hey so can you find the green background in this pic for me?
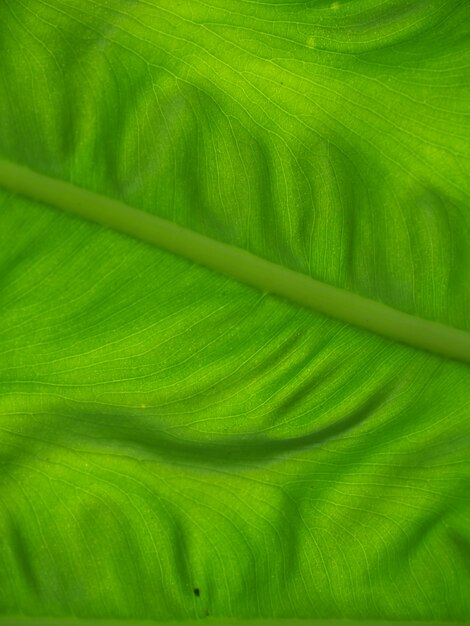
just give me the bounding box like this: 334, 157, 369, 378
0, 0, 469, 621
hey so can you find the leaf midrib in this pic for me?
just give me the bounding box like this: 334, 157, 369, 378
1, 157, 469, 364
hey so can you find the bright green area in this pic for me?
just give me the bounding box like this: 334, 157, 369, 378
2, 158, 470, 363
0, 0, 469, 623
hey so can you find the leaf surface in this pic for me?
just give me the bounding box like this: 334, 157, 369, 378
0, 0, 469, 622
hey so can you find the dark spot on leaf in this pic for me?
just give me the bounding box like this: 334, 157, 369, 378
193, 587, 200, 597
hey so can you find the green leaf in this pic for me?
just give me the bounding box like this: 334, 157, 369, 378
0, 0, 469, 622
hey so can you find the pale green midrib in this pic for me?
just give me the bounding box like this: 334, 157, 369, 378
1, 158, 469, 365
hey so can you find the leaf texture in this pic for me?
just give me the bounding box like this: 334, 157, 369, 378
0, 0, 469, 622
